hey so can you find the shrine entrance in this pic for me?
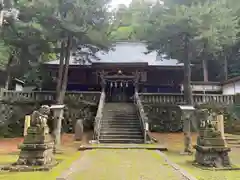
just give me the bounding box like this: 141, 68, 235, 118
98, 70, 140, 103
106, 80, 135, 102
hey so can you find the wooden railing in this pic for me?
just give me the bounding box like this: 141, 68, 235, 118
94, 90, 106, 142
134, 91, 149, 143
139, 93, 235, 105
0, 89, 100, 103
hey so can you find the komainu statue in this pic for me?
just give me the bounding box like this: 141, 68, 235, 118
30, 105, 51, 132
15, 105, 56, 167
194, 109, 231, 168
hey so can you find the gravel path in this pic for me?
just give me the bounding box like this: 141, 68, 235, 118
58, 149, 192, 180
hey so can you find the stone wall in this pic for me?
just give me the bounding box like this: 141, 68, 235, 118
196, 103, 240, 134
143, 104, 183, 132
0, 101, 39, 137
0, 92, 100, 137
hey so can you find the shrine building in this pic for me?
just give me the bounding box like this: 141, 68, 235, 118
43, 41, 222, 102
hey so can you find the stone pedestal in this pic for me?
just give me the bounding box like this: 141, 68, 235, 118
194, 145, 231, 167
3, 105, 58, 171
16, 126, 55, 166
194, 111, 231, 168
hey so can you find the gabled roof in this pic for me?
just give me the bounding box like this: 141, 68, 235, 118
45, 41, 183, 67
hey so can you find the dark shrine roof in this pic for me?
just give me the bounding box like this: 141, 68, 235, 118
45, 42, 183, 67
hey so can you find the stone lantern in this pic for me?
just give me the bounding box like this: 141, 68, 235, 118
50, 104, 65, 147
179, 105, 195, 154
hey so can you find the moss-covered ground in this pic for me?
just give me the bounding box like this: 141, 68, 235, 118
151, 132, 240, 180
0, 134, 81, 180
0, 152, 80, 180
69, 149, 185, 180
1, 133, 240, 180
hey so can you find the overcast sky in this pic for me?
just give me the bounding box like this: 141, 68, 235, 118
109, 0, 163, 10
109, 0, 132, 9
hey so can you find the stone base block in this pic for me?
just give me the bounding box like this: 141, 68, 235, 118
197, 137, 227, 147
192, 161, 240, 171
194, 146, 231, 168
23, 134, 53, 145
16, 148, 55, 166
1, 160, 59, 172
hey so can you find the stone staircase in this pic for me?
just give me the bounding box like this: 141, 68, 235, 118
99, 103, 144, 144
225, 134, 240, 148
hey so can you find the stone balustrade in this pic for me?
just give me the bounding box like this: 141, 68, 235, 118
94, 91, 106, 140
139, 93, 235, 105
0, 89, 100, 103
0, 89, 235, 105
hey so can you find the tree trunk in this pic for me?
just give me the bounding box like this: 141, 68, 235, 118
54, 36, 72, 146
58, 36, 71, 104
202, 59, 208, 82
202, 42, 208, 82
5, 54, 14, 90
56, 41, 65, 103
223, 54, 228, 81
183, 33, 193, 105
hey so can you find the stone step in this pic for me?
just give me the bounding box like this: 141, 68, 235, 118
105, 106, 136, 109
100, 134, 143, 139
225, 137, 240, 141
101, 124, 141, 128
227, 141, 240, 145
103, 114, 138, 118
101, 119, 140, 124
102, 117, 139, 121
228, 144, 240, 148
99, 102, 143, 144
99, 138, 144, 144
104, 114, 138, 116
100, 127, 142, 131
105, 110, 136, 112
105, 109, 136, 112
100, 130, 143, 135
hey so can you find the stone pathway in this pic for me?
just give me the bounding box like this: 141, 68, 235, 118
58, 149, 194, 180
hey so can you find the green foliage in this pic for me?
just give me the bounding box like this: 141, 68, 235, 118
0, 0, 112, 87
0, 41, 10, 70
109, 0, 153, 41
143, 0, 239, 62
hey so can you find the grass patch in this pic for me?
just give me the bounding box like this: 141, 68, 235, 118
0, 151, 80, 180
152, 133, 240, 180
165, 151, 240, 180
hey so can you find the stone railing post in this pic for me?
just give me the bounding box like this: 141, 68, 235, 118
0, 88, 3, 100
234, 93, 240, 105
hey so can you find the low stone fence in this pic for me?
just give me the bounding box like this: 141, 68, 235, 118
139, 93, 235, 105
0, 89, 100, 104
